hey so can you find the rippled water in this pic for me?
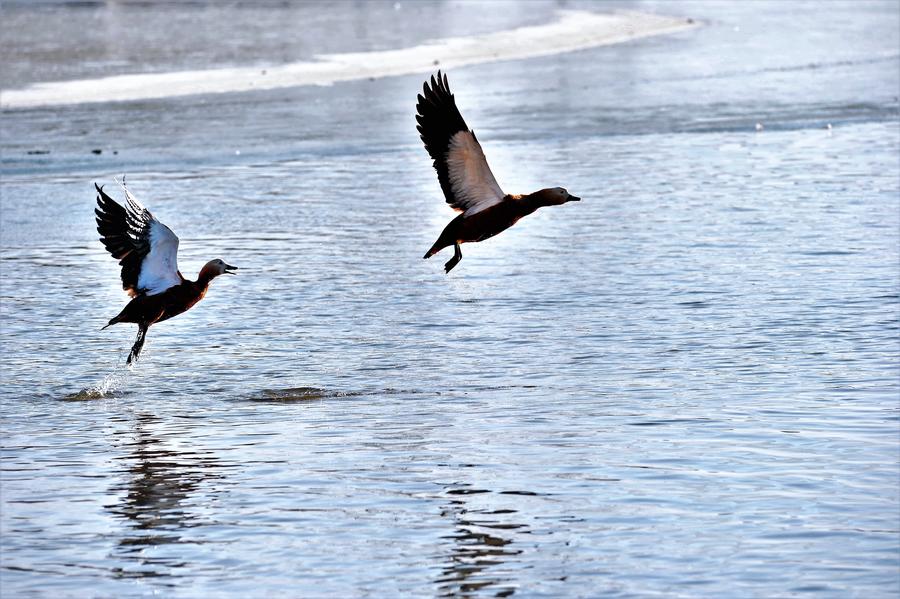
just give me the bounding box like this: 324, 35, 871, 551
2, 1, 898, 597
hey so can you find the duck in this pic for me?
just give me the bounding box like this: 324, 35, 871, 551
95, 179, 237, 364
416, 71, 581, 273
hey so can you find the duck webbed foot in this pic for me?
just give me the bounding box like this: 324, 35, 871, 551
444, 243, 462, 274
127, 324, 148, 365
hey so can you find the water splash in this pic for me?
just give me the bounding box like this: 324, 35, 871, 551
63, 368, 129, 401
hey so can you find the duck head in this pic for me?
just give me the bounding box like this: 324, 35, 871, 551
199, 259, 238, 282
533, 187, 581, 206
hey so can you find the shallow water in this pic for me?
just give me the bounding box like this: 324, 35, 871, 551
2, 1, 899, 597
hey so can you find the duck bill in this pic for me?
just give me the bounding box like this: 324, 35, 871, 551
567, 195, 581, 202
224, 264, 238, 275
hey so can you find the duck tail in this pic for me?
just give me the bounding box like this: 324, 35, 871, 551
423, 238, 448, 259
424, 219, 461, 259
126, 324, 149, 365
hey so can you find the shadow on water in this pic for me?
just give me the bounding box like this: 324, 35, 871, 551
243, 384, 543, 404
435, 484, 530, 598
242, 386, 432, 403
104, 413, 231, 580
245, 386, 364, 403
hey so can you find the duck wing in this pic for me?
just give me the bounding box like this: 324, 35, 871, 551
416, 71, 505, 216
95, 181, 182, 297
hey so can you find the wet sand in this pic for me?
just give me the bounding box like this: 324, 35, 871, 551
2, 9, 696, 108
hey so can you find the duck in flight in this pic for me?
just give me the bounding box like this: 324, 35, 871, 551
95, 179, 237, 364
417, 71, 581, 273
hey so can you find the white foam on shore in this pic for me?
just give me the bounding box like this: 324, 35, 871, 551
1, 10, 696, 109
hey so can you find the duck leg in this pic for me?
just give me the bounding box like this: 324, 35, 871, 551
444, 242, 462, 273
127, 324, 149, 365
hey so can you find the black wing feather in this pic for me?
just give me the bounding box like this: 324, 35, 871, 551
94, 183, 151, 297
415, 71, 471, 207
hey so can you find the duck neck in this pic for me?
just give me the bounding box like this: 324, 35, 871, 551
196, 268, 216, 288
517, 192, 545, 215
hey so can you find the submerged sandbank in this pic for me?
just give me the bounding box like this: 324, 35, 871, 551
1, 10, 696, 109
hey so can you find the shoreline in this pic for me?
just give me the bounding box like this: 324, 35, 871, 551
0, 10, 696, 109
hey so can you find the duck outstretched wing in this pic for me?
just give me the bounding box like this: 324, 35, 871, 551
95, 181, 182, 297
416, 71, 505, 216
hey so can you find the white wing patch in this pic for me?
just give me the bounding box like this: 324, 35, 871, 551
137, 220, 182, 295
118, 180, 182, 296
446, 131, 505, 215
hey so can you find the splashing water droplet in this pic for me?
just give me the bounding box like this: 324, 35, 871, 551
64, 369, 129, 401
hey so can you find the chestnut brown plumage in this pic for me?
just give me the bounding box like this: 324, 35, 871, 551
95, 182, 236, 364
416, 71, 581, 273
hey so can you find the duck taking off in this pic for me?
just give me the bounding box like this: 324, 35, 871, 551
416, 71, 581, 273
95, 179, 237, 364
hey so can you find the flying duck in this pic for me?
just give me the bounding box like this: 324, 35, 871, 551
417, 71, 581, 273
95, 180, 237, 364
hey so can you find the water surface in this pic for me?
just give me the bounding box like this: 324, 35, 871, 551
1, 1, 898, 597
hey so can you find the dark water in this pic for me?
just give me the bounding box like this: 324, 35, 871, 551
2, 1, 898, 597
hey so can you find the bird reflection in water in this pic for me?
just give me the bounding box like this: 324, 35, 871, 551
105, 413, 229, 579
436, 486, 530, 597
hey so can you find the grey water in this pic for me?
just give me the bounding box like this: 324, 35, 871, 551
1, 1, 898, 597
